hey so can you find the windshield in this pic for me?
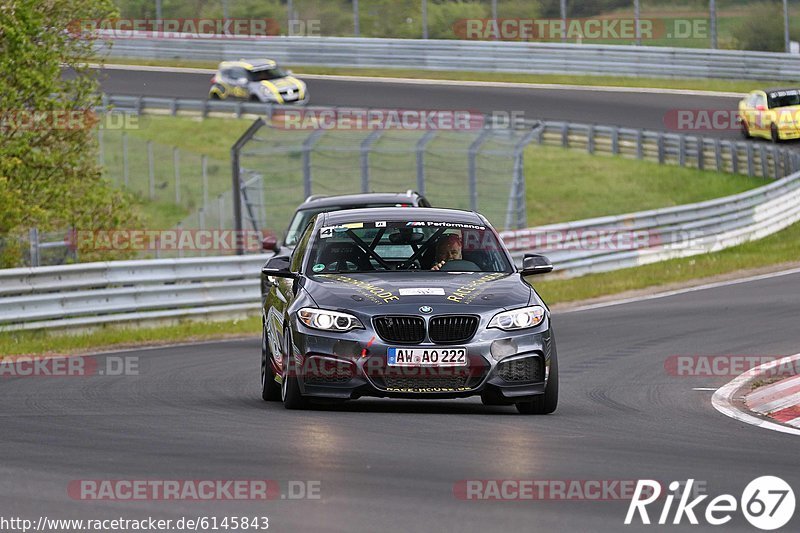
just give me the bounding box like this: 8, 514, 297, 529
284, 203, 414, 246
249, 68, 288, 81
768, 89, 800, 109
306, 221, 512, 274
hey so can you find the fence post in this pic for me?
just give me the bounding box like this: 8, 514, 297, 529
697, 137, 704, 170
611, 127, 619, 155
730, 143, 739, 175
231, 119, 265, 253
468, 128, 492, 212
360, 130, 383, 193
28, 228, 40, 268
678, 135, 686, 167
561, 123, 569, 147
714, 139, 722, 172
760, 145, 769, 177
746, 143, 754, 177
147, 141, 155, 199
173, 147, 181, 204
416, 130, 437, 195
657, 134, 665, 164
218, 195, 225, 230
636, 130, 644, 159
302, 129, 325, 198
122, 132, 129, 187
587, 125, 595, 154
202, 155, 208, 212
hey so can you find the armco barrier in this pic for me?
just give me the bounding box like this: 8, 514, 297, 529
97, 35, 800, 81
2, 170, 800, 330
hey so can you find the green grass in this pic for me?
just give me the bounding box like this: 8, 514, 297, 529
522, 144, 762, 225
106, 58, 766, 94
0, 317, 260, 358
531, 219, 800, 304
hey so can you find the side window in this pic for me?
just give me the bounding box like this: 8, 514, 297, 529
756, 94, 767, 109
747, 93, 759, 108
290, 223, 314, 272
229, 67, 249, 82
220, 69, 233, 81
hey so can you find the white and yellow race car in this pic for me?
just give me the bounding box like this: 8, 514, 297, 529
209, 59, 308, 105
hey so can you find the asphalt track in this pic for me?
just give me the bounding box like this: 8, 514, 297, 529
95, 68, 747, 139
2, 271, 799, 532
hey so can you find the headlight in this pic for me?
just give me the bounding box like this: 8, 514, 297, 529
298, 308, 363, 332
488, 305, 546, 331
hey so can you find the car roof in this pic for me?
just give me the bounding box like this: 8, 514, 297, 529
321, 207, 484, 226
219, 59, 277, 71
764, 87, 800, 94
300, 192, 422, 209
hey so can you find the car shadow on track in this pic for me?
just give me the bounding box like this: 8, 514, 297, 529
252, 397, 524, 415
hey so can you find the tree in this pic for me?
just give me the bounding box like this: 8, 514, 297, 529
0, 0, 138, 266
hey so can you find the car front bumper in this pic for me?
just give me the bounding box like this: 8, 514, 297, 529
285, 321, 555, 401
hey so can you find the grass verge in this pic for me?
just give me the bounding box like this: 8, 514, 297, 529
106, 58, 765, 94
2, 218, 799, 357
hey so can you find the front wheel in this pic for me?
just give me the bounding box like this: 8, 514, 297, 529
515, 355, 558, 415
771, 124, 781, 143
282, 329, 309, 410
740, 120, 750, 139
261, 324, 281, 401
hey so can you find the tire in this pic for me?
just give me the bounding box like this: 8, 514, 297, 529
281, 328, 309, 410
210, 92, 221, 100
261, 322, 281, 401
771, 124, 781, 143
515, 355, 558, 415
740, 120, 750, 139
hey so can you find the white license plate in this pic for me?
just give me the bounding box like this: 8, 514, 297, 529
387, 347, 466, 367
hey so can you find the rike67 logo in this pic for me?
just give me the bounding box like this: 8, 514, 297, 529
626, 477, 795, 530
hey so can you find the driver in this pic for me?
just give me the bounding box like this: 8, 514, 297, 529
431, 233, 462, 271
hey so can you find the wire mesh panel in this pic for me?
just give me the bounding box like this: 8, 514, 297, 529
234, 120, 536, 240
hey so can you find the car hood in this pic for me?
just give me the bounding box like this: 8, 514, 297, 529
305, 272, 532, 313
256, 77, 304, 90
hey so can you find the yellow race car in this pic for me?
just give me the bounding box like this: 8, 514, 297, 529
739, 88, 800, 142
209, 59, 308, 105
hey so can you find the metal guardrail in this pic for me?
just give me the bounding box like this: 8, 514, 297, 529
3, 169, 800, 330
98, 35, 800, 81
0, 255, 268, 330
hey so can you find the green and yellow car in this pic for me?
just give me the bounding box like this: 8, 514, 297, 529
209, 59, 308, 105
739, 88, 800, 142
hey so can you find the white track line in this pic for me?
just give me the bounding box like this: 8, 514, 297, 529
557, 266, 800, 315
95, 63, 744, 98
712, 353, 800, 436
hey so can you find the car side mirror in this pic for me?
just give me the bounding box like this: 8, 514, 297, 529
262, 235, 281, 252
261, 256, 297, 278
520, 254, 553, 276
286, 70, 294, 75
